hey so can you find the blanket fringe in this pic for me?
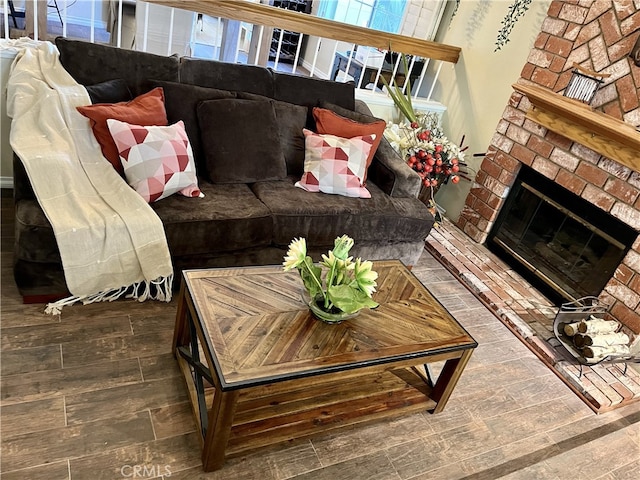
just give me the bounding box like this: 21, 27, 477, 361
44, 274, 174, 315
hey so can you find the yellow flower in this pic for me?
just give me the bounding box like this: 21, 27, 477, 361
282, 237, 306, 271
321, 250, 335, 269
321, 250, 353, 271
354, 258, 378, 297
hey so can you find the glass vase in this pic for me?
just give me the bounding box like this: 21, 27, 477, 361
308, 296, 360, 324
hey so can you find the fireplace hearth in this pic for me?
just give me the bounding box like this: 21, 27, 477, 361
487, 166, 638, 305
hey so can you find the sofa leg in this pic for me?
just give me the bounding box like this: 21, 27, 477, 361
22, 293, 68, 305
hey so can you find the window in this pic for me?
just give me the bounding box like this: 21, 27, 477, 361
318, 0, 408, 34
369, 0, 408, 33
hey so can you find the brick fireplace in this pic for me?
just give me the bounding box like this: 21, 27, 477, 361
458, 0, 640, 333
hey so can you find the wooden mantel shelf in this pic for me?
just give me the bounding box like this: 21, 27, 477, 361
512, 83, 640, 172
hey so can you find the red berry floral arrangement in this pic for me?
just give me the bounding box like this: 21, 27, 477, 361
379, 55, 472, 198
385, 112, 471, 194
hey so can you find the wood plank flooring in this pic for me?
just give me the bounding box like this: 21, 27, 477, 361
1, 189, 639, 479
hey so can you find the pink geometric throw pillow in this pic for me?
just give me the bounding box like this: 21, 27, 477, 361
106, 119, 202, 203
295, 129, 374, 198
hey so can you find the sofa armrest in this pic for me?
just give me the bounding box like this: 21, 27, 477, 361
13, 153, 36, 203
354, 100, 421, 198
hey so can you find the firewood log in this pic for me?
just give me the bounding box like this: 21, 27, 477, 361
579, 332, 630, 347
573, 333, 587, 348
582, 344, 630, 359
563, 322, 582, 336
578, 316, 619, 335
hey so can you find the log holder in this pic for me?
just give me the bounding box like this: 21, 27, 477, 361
553, 296, 639, 377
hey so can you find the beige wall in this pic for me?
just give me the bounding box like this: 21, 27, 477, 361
432, 0, 551, 221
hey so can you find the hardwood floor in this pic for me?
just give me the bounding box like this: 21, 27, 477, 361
1, 189, 639, 479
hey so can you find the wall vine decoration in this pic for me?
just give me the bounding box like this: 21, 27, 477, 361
495, 0, 533, 51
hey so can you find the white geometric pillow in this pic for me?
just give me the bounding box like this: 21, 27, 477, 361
295, 128, 374, 198
106, 119, 203, 203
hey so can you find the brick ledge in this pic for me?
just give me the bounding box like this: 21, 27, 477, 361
424, 219, 640, 414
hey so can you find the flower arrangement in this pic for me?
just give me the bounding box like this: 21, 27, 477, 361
283, 235, 378, 317
380, 56, 472, 196
384, 113, 470, 191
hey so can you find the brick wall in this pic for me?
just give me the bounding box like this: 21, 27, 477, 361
457, 0, 640, 333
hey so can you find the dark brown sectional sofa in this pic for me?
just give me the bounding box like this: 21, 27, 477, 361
12, 37, 434, 302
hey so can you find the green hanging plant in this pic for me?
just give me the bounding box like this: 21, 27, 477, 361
495, 0, 533, 52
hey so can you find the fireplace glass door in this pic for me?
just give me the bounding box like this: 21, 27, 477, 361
488, 166, 636, 303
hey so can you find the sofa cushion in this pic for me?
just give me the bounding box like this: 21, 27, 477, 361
272, 71, 355, 111
151, 181, 273, 257
296, 129, 374, 198
146, 80, 238, 180
197, 98, 287, 184
179, 56, 274, 97
14, 181, 272, 263
56, 37, 180, 97
86, 79, 133, 104
313, 104, 386, 183
107, 119, 202, 202
252, 177, 433, 246
271, 100, 308, 177
77, 87, 168, 174
237, 92, 308, 177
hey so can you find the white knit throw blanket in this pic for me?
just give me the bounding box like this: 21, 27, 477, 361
6, 39, 174, 314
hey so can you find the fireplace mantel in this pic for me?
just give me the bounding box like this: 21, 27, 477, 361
512, 83, 640, 172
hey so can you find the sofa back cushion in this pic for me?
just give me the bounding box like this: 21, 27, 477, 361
147, 80, 238, 181
272, 71, 355, 112
85, 79, 133, 104
197, 98, 287, 184
271, 100, 309, 177
55, 37, 179, 97
179, 57, 274, 97
236, 93, 308, 177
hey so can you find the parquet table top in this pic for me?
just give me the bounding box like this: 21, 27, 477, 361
183, 260, 476, 388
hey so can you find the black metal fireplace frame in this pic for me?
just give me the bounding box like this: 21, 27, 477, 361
487, 165, 638, 305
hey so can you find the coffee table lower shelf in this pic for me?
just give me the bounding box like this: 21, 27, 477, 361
177, 356, 437, 465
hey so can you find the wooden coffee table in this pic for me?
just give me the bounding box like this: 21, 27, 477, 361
173, 260, 476, 471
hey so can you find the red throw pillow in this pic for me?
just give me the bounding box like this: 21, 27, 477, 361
312, 106, 386, 183
77, 87, 168, 174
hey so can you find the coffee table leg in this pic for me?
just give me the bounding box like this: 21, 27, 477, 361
202, 388, 240, 471
428, 349, 473, 414
172, 281, 189, 353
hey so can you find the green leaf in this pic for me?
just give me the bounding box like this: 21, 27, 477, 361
327, 285, 378, 314
379, 56, 416, 124
299, 257, 323, 299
